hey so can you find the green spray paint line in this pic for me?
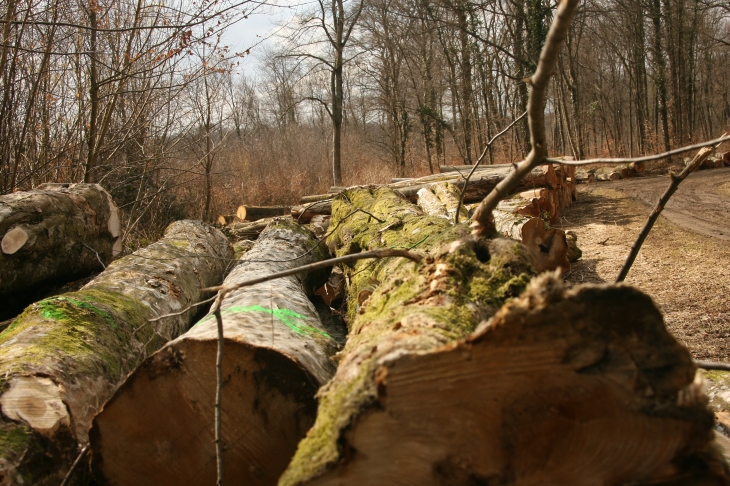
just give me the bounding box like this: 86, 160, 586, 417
199, 305, 332, 340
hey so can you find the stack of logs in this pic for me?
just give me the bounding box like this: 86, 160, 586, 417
575, 150, 730, 184
1, 175, 729, 485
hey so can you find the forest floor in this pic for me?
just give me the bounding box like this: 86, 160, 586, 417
558, 167, 730, 363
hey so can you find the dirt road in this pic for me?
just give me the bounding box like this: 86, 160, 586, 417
612, 167, 730, 241
558, 169, 730, 361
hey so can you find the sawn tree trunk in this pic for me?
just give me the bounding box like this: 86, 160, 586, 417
0, 183, 121, 319
279, 189, 727, 485
90, 219, 345, 486
0, 220, 231, 485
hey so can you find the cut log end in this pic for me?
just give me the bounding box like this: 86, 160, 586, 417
521, 218, 570, 273
1, 227, 28, 254
91, 340, 318, 486
287, 275, 727, 486
0, 377, 70, 436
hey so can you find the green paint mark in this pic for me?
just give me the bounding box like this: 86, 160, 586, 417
200, 305, 332, 340
38, 296, 116, 328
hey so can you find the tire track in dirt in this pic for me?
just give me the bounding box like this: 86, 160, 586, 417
610, 167, 730, 241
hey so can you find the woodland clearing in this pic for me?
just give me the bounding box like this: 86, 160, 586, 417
560, 168, 730, 361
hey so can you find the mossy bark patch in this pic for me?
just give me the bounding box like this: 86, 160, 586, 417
280, 189, 535, 486
0, 220, 232, 484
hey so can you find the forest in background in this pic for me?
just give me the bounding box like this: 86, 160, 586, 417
0, 0, 728, 250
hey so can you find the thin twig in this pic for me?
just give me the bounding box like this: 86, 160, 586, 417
454, 111, 527, 224
59, 444, 89, 486
616, 136, 726, 282
82, 242, 106, 269
548, 134, 730, 167
696, 360, 730, 372
147, 293, 218, 323
212, 293, 225, 486
470, 0, 579, 234
202, 249, 422, 294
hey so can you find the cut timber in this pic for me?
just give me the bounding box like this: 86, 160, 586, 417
416, 182, 468, 221
91, 219, 344, 486
230, 217, 277, 239
0, 183, 121, 320
596, 171, 622, 181
281, 187, 535, 485
216, 214, 241, 225
292, 200, 332, 224
281, 274, 729, 486
0, 220, 231, 485
236, 205, 291, 222
493, 200, 571, 273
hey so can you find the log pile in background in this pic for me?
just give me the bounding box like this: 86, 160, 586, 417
0, 220, 232, 485
0, 183, 121, 320
91, 219, 345, 486
290, 162, 576, 227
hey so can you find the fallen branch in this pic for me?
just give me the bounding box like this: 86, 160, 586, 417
471, 0, 579, 234
696, 360, 730, 372
616, 136, 727, 282
548, 134, 730, 167
202, 248, 422, 296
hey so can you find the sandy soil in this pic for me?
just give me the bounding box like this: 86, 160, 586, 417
557, 167, 730, 361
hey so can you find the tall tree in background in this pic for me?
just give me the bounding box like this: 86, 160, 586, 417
283, 0, 365, 186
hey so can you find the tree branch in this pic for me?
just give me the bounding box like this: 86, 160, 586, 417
455, 111, 527, 224
616, 136, 727, 282
470, 0, 580, 235
547, 134, 730, 166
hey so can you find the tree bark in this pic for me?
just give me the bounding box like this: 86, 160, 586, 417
90, 219, 344, 486
0, 183, 121, 320
282, 271, 728, 485
416, 182, 468, 222
280, 187, 537, 485
0, 220, 231, 485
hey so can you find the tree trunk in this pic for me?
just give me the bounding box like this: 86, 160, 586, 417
0, 220, 232, 485
90, 219, 344, 486
279, 187, 537, 485
236, 205, 292, 222
0, 183, 121, 320
281, 272, 728, 485
416, 182, 468, 222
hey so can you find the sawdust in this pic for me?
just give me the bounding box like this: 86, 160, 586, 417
558, 176, 730, 361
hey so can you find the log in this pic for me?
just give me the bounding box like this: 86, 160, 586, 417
0, 183, 121, 320
216, 214, 241, 225
230, 217, 277, 239
280, 273, 728, 485
575, 171, 595, 184
630, 160, 646, 173
595, 171, 622, 181
90, 219, 344, 486
291, 200, 332, 224
493, 200, 571, 273
300, 193, 336, 204
236, 205, 291, 222
416, 182, 468, 222
0, 220, 232, 484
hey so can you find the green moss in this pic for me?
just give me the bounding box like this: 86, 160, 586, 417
0, 289, 150, 380
283, 188, 536, 485
0, 423, 31, 458
699, 369, 730, 383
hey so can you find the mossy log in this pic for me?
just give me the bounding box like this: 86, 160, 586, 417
0, 220, 231, 485
236, 205, 291, 222
90, 219, 345, 486
0, 183, 121, 320
279, 187, 537, 485
282, 269, 729, 485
